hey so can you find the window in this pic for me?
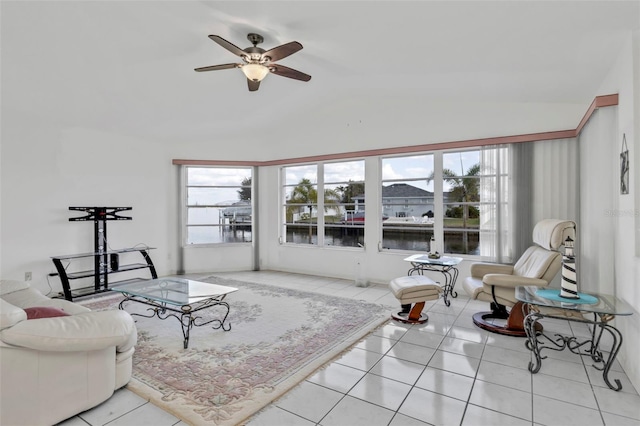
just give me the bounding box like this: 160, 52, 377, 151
442, 147, 509, 258
184, 166, 252, 245
282, 160, 366, 247
282, 164, 318, 245
442, 150, 481, 255
381, 147, 509, 257
324, 160, 365, 247
381, 154, 435, 251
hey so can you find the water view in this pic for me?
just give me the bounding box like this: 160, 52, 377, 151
188, 217, 480, 256
287, 226, 480, 255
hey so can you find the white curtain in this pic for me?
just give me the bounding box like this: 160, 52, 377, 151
480, 138, 578, 265
510, 142, 534, 261
506, 137, 579, 286
479, 145, 511, 263
531, 138, 579, 225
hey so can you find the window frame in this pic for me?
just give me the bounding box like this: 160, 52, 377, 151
280, 159, 366, 249
379, 146, 508, 258
183, 165, 253, 247
380, 153, 436, 253
281, 163, 320, 246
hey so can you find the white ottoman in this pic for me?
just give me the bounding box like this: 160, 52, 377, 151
389, 275, 443, 324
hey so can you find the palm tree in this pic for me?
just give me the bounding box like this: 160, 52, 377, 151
287, 178, 315, 222
428, 163, 480, 252
442, 163, 480, 229
428, 164, 480, 228
287, 178, 340, 240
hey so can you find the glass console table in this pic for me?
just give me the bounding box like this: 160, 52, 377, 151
515, 286, 634, 391
404, 254, 463, 307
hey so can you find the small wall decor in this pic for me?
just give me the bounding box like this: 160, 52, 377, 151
620, 133, 629, 195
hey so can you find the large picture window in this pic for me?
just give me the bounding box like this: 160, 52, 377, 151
280, 147, 508, 258
381, 147, 509, 257
185, 166, 252, 245
282, 160, 366, 247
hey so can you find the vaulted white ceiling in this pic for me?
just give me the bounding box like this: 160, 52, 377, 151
2, 1, 639, 159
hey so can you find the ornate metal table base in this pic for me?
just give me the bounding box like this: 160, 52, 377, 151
408, 264, 459, 307
118, 294, 232, 349
524, 310, 624, 391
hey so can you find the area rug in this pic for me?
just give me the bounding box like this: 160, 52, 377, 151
81, 276, 390, 425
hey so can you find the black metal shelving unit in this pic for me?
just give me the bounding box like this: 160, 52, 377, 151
51, 207, 157, 301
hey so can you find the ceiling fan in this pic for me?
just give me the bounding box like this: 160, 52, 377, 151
195, 33, 312, 92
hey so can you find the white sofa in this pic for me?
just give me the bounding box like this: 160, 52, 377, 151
0, 280, 137, 426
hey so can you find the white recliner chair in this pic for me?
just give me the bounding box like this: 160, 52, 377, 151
462, 219, 576, 336
0, 280, 137, 426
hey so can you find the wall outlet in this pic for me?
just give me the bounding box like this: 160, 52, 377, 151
25, 272, 32, 281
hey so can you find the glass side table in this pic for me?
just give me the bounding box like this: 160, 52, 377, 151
403, 254, 463, 307
515, 286, 634, 391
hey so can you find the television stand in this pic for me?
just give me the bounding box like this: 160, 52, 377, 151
52, 247, 158, 301
51, 207, 158, 301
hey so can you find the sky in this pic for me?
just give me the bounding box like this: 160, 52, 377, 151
187, 149, 482, 205
284, 150, 480, 184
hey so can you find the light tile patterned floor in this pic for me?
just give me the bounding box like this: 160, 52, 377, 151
59, 271, 640, 426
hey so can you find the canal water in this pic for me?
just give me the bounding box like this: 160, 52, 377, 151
190, 225, 480, 256
288, 228, 480, 255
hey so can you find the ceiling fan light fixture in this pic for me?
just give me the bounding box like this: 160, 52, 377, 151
241, 63, 270, 82
196, 34, 310, 91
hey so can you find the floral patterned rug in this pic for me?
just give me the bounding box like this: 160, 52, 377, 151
82, 276, 390, 425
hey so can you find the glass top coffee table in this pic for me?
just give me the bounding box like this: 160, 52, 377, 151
404, 254, 463, 306
515, 285, 634, 391
110, 277, 238, 349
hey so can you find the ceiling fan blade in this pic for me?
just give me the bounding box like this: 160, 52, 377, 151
208, 35, 247, 58
194, 63, 239, 72
247, 79, 260, 92
270, 64, 312, 82
263, 41, 303, 62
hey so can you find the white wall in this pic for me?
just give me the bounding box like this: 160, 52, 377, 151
578, 108, 617, 295
582, 30, 640, 393
0, 110, 179, 295
181, 245, 254, 274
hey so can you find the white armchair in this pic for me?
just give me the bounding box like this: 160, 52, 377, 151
0, 280, 137, 426
462, 219, 576, 336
